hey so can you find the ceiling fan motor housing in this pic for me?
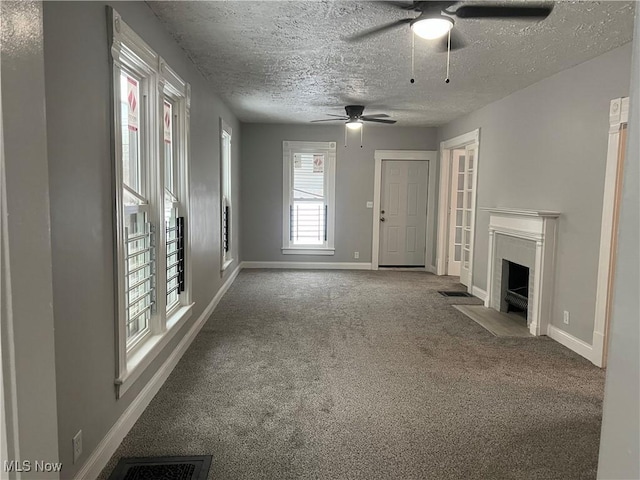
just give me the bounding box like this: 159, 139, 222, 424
345, 105, 365, 119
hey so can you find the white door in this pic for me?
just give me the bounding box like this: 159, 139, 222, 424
379, 160, 428, 266
447, 149, 464, 276
459, 143, 478, 287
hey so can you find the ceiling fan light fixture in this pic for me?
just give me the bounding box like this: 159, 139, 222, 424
410, 15, 454, 40
346, 119, 363, 130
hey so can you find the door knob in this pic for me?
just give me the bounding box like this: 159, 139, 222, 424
380, 217, 385, 222
381, 210, 385, 214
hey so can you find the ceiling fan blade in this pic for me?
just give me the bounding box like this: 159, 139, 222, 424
361, 113, 390, 119
454, 5, 553, 19
311, 118, 346, 123
346, 18, 412, 42
434, 29, 466, 52
324, 114, 349, 118
363, 118, 397, 124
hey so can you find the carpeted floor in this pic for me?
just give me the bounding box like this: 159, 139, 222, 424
100, 270, 605, 480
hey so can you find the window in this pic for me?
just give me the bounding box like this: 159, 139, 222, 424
117, 54, 155, 353
282, 141, 336, 255
220, 120, 233, 270
110, 8, 192, 397
161, 65, 190, 317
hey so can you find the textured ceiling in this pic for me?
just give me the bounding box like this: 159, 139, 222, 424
147, 1, 635, 126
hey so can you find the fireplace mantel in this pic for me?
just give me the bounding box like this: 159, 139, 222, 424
481, 207, 560, 218
484, 208, 560, 336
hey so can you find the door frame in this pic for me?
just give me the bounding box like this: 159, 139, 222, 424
593, 97, 629, 368
372, 150, 437, 271
446, 149, 465, 277
436, 129, 480, 290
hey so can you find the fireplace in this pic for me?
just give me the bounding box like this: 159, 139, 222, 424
483, 208, 560, 336
502, 260, 529, 318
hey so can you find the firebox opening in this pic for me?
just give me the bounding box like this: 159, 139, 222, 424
502, 260, 529, 320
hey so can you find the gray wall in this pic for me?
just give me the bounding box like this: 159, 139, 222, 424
1, 2, 60, 476
43, 2, 240, 477
597, 13, 640, 479
437, 43, 632, 343
241, 124, 437, 264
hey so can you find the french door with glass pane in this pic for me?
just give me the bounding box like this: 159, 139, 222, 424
447, 144, 477, 286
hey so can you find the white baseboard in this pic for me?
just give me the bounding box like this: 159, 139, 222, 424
241, 261, 372, 270
471, 286, 487, 302
547, 324, 595, 363
425, 265, 437, 274
74, 265, 241, 480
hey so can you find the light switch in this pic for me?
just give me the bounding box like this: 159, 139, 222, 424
366, 201, 373, 208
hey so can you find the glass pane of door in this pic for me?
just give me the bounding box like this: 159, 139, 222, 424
461, 147, 476, 270
454, 154, 465, 261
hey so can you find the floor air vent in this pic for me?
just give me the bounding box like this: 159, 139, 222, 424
108, 456, 212, 480
438, 291, 473, 297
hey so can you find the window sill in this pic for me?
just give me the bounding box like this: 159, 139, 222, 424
115, 303, 194, 398
282, 248, 335, 256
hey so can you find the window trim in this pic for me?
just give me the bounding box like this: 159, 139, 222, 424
220, 119, 233, 271
110, 8, 193, 398
159, 59, 192, 320
282, 141, 336, 255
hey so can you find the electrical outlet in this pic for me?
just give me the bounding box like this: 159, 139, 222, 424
354, 251, 359, 259
366, 201, 373, 209
73, 430, 82, 464
563, 311, 570, 325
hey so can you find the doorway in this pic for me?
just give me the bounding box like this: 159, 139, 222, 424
379, 160, 428, 266
372, 150, 437, 270
436, 130, 480, 290
593, 97, 628, 368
